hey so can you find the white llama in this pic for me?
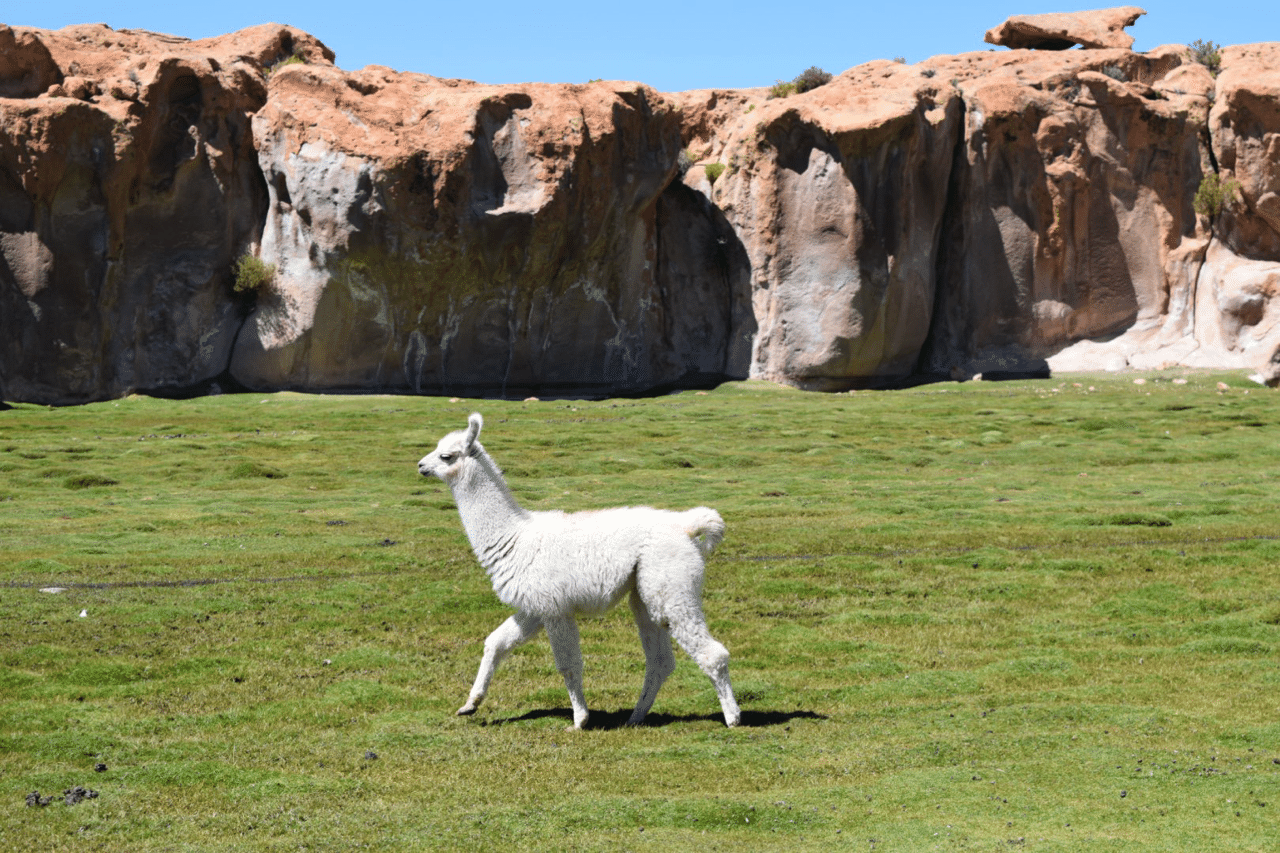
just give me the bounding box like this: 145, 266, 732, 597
417, 413, 740, 729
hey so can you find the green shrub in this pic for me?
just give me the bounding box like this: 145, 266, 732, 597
704, 162, 726, 184
1188, 39, 1222, 75
1193, 172, 1241, 218
767, 80, 796, 99
792, 66, 833, 93
768, 66, 833, 99
233, 252, 276, 294
267, 53, 306, 76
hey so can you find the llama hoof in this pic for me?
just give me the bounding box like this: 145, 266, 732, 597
456, 703, 478, 716
724, 713, 741, 728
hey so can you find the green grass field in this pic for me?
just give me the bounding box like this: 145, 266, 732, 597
2, 372, 1278, 851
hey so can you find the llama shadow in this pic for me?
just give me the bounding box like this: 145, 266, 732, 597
487, 708, 826, 730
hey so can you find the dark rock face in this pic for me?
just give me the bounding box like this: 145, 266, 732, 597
684, 67, 965, 390
675, 46, 1254, 385
922, 48, 1208, 376
0, 25, 62, 98
229, 66, 751, 396
0, 24, 331, 403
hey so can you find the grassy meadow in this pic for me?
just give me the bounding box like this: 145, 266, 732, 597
1, 372, 1278, 851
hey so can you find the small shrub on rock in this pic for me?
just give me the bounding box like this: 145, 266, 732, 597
1193, 172, 1241, 218
268, 53, 306, 76
1188, 39, 1222, 75
792, 66, 833, 93
705, 163, 726, 184
768, 80, 797, 99
767, 66, 833, 99
234, 253, 276, 293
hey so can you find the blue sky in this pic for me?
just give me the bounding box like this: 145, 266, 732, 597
8, 2, 1274, 92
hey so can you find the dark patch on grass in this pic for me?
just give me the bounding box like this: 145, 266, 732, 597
1082, 512, 1173, 527
63, 474, 118, 489
229, 461, 287, 479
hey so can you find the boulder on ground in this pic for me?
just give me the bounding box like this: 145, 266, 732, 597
1259, 344, 1280, 387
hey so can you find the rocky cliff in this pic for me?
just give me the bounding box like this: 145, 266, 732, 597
2, 18, 1278, 403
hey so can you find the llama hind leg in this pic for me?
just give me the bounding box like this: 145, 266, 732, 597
626, 590, 676, 726
668, 612, 741, 727
544, 618, 590, 729
459, 612, 542, 716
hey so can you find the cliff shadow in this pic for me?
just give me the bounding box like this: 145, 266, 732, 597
651, 178, 756, 386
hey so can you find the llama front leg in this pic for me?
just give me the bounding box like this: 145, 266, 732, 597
458, 612, 542, 717
544, 617, 589, 729
627, 591, 676, 726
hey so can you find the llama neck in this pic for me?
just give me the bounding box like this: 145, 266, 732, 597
449, 449, 528, 570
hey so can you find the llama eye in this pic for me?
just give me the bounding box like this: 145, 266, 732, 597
440, 453, 454, 462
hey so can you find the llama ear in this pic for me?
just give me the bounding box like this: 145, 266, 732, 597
464, 413, 483, 450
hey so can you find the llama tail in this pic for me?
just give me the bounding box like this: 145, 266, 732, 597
682, 507, 725, 558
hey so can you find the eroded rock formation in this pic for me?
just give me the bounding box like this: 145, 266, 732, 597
0, 24, 332, 403
671, 67, 963, 389
2, 19, 1279, 403
233, 65, 752, 395
984, 7, 1146, 51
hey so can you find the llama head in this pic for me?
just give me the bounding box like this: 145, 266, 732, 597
417, 413, 484, 481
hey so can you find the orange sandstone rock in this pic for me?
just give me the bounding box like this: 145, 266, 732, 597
984, 7, 1146, 51
3, 20, 1280, 403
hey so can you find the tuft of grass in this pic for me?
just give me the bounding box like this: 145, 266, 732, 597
62, 474, 118, 489
267, 52, 307, 76
232, 252, 275, 293
2, 372, 1279, 850
228, 460, 287, 479
704, 162, 725, 184
767, 80, 796, 99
